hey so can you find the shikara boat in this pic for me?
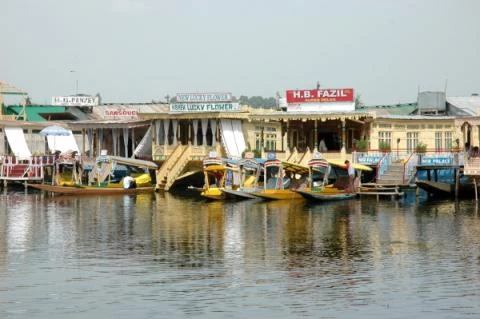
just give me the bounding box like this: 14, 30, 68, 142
199, 156, 228, 200
87, 155, 157, 188
27, 183, 154, 195
250, 157, 308, 200
416, 180, 475, 198
221, 157, 265, 200
29, 155, 158, 195
295, 156, 372, 202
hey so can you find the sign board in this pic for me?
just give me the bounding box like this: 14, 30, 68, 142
170, 103, 240, 112
464, 158, 480, 175
176, 92, 232, 103
420, 157, 453, 165
286, 89, 354, 103
208, 151, 217, 158
266, 152, 276, 160
243, 152, 254, 159
52, 96, 99, 107
357, 156, 381, 164
285, 88, 355, 112
104, 109, 138, 119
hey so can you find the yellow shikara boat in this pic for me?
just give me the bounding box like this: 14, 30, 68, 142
200, 157, 228, 200
295, 157, 373, 201
250, 158, 308, 200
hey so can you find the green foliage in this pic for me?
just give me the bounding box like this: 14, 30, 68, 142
238, 95, 277, 108
354, 138, 368, 151
379, 141, 391, 152
416, 142, 427, 153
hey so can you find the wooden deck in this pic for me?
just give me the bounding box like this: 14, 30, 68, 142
356, 183, 408, 200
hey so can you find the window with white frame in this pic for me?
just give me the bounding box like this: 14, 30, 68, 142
407, 132, 419, 152
255, 126, 277, 151
264, 127, 277, 151
435, 132, 442, 152
378, 131, 392, 148
444, 131, 453, 150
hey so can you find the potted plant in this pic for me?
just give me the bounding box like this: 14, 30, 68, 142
379, 141, 391, 153
354, 138, 368, 152
416, 142, 427, 153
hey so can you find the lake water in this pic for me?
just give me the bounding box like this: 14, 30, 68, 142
0, 189, 479, 318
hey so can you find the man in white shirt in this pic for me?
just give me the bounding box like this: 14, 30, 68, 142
345, 160, 355, 193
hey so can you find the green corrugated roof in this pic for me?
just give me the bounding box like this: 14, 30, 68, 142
357, 102, 417, 115
5, 105, 67, 121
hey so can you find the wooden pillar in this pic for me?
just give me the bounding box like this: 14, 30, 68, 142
82, 128, 86, 155
341, 118, 346, 154
131, 128, 135, 156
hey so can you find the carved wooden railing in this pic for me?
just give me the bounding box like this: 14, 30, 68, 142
0, 155, 46, 180
297, 147, 312, 165
402, 153, 417, 184
376, 152, 392, 181
285, 147, 299, 163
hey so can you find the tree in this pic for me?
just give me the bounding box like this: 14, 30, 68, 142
355, 94, 364, 109
236, 95, 277, 108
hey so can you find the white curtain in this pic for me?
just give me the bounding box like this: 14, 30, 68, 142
172, 120, 178, 145
201, 119, 208, 145
123, 128, 129, 156
4, 127, 32, 159
133, 126, 152, 158
163, 119, 169, 145
155, 120, 163, 146
210, 120, 217, 145
192, 120, 198, 146
46, 130, 80, 154
112, 128, 118, 156
98, 129, 104, 154
87, 128, 94, 157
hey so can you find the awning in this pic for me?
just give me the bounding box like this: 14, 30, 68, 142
46, 130, 80, 154
133, 126, 152, 158
4, 127, 32, 159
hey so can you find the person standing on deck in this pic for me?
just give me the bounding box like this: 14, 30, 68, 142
345, 160, 355, 193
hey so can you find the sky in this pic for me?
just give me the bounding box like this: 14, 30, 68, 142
1, 0, 479, 106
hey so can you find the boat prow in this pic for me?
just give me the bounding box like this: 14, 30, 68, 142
222, 188, 259, 200
250, 189, 304, 200
295, 189, 356, 201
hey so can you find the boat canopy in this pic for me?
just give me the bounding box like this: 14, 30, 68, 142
280, 160, 310, 175
96, 155, 158, 169
327, 159, 373, 171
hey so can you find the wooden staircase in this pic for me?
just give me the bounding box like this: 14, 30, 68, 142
156, 144, 192, 191
376, 162, 406, 185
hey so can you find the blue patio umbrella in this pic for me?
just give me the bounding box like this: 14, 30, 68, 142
39, 125, 70, 153
39, 125, 70, 137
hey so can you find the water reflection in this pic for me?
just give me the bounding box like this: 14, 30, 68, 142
0, 192, 479, 318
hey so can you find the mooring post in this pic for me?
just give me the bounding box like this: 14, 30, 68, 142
474, 178, 478, 202
455, 167, 459, 200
